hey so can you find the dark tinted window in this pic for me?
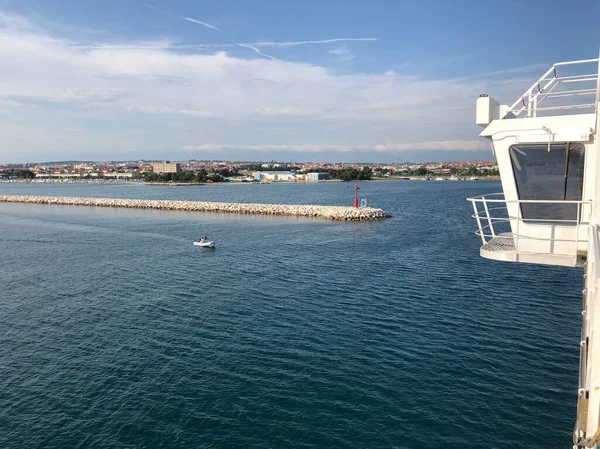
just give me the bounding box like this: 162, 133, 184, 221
566, 146, 585, 200
509, 143, 585, 222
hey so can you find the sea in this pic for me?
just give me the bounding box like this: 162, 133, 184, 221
0, 180, 581, 449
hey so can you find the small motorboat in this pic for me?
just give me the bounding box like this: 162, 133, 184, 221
193, 240, 215, 248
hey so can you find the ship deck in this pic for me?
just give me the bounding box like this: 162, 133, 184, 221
480, 233, 581, 267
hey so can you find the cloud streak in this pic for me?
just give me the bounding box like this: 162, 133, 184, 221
146, 4, 220, 32
254, 37, 378, 47
70, 38, 378, 51
453, 63, 549, 82
183, 17, 220, 32
237, 44, 279, 61
68, 37, 378, 61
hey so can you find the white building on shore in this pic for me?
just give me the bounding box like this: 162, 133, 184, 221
253, 171, 297, 182
306, 172, 331, 181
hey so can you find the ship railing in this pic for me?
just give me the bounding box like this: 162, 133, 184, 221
507, 58, 599, 118
467, 193, 591, 260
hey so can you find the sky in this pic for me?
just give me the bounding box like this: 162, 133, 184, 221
0, 0, 599, 163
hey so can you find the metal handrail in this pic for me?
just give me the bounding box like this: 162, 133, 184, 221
473, 216, 587, 225
468, 193, 591, 257
554, 58, 600, 67
468, 193, 589, 205
506, 58, 599, 118
543, 88, 597, 97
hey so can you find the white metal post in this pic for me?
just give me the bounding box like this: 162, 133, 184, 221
482, 196, 495, 237
576, 202, 581, 262
515, 206, 520, 260
472, 200, 486, 245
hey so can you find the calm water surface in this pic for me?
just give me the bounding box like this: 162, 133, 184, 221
0, 181, 581, 448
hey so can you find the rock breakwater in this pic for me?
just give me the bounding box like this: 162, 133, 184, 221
0, 195, 391, 221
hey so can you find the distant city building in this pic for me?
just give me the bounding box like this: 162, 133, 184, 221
103, 172, 140, 179
306, 172, 330, 181
36, 173, 83, 178
152, 161, 181, 173
253, 171, 297, 182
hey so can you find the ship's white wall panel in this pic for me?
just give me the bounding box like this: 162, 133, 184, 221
585, 101, 600, 439
480, 114, 596, 141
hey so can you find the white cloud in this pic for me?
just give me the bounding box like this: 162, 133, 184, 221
329, 44, 355, 61
0, 12, 528, 161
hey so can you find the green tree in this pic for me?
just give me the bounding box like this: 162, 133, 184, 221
413, 167, 429, 176
336, 168, 358, 181
196, 170, 209, 182
358, 166, 373, 180
208, 173, 225, 182
4, 169, 36, 178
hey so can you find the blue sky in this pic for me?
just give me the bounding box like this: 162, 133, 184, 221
0, 0, 599, 163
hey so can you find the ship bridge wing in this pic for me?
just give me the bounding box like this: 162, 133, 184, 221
467, 56, 600, 447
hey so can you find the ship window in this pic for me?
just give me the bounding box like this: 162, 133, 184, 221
509, 143, 585, 222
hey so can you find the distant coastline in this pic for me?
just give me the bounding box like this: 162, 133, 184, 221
1, 160, 500, 185
0, 176, 500, 186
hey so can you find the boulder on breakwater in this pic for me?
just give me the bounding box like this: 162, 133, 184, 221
0, 195, 391, 221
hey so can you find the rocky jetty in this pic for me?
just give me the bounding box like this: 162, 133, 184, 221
0, 195, 391, 221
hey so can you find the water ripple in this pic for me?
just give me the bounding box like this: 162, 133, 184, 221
0, 181, 582, 449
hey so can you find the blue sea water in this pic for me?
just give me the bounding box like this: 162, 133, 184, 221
0, 181, 581, 448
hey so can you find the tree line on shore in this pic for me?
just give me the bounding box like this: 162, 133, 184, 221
1, 165, 498, 182
0, 169, 36, 178
143, 171, 226, 183
142, 165, 494, 183
143, 166, 374, 183
309, 167, 374, 181
377, 166, 499, 177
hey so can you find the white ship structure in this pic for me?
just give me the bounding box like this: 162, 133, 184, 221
469, 56, 600, 448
